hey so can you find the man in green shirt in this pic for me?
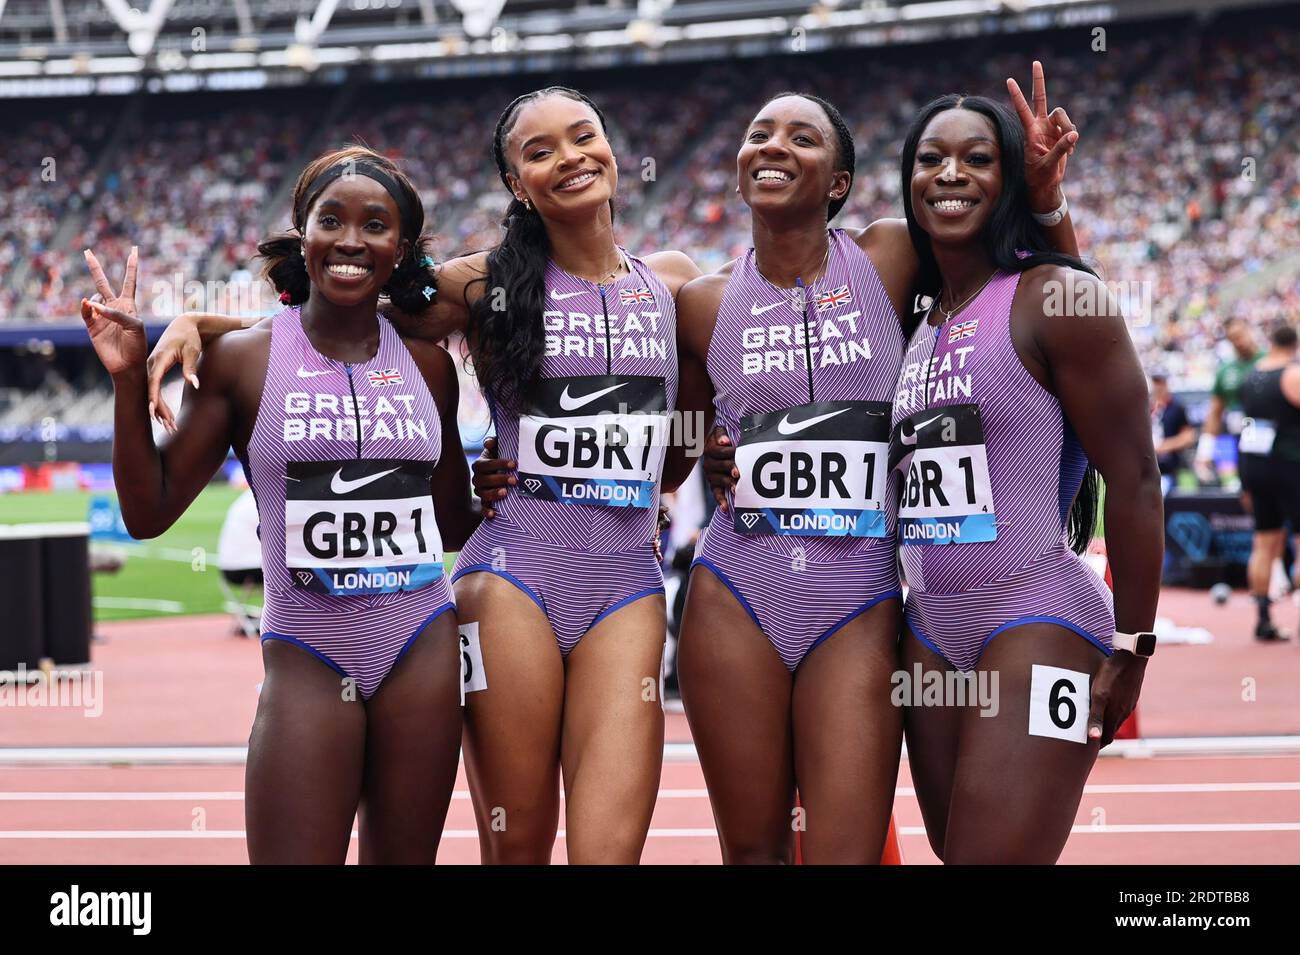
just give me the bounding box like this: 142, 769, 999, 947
1196, 317, 1264, 480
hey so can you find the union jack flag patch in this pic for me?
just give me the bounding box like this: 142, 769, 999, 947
619, 287, 654, 305
948, 320, 979, 343
367, 368, 404, 387
815, 284, 852, 311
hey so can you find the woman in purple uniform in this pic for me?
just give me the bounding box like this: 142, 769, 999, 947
689, 67, 1091, 863
79, 146, 477, 864
885, 95, 1159, 862
144, 89, 706, 864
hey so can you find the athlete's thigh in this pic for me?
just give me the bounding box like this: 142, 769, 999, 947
944, 622, 1105, 864
898, 627, 964, 860
677, 564, 795, 864
246, 640, 366, 864
560, 592, 666, 864
791, 596, 903, 864
454, 570, 565, 863
357, 611, 463, 865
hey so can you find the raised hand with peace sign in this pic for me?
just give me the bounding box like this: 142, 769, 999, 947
1006, 60, 1079, 212
80, 246, 147, 379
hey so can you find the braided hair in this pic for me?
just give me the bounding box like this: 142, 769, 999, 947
466, 87, 615, 408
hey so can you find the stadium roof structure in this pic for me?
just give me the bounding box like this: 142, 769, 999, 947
0, 0, 1292, 96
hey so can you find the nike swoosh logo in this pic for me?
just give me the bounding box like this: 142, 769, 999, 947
297, 366, 333, 378
330, 467, 400, 495
558, 382, 628, 411
898, 414, 944, 447
551, 289, 585, 301
751, 301, 784, 316
776, 407, 850, 436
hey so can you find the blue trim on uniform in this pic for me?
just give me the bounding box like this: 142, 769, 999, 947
589, 586, 666, 633
802, 588, 903, 665
451, 562, 547, 616
390, 602, 457, 670
901, 615, 959, 669
690, 557, 763, 634
260, 631, 350, 678
981, 614, 1113, 659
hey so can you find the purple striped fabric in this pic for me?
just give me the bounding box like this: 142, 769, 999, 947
452, 517, 663, 655
248, 306, 454, 699
451, 250, 672, 652
484, 250, 678, 551
693, 229, 906, 669
891, 270, 1113, 670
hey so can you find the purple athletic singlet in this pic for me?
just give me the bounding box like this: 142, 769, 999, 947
693, 229, 905, 670
452, 250, 675, 653
890, 269, 1114, 671
247, 306, 454, 699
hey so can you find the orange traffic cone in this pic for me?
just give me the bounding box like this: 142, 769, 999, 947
792, 793, 905, 864
1090, 539, 1140, 739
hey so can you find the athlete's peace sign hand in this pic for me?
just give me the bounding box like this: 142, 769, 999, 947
81, 247, 147, 378
1007, 61, 1079, 211
702, 427, 739, 513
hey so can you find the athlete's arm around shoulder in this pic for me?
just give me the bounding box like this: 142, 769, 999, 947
126, 326, 269, 539
845, 219, 922, 327
1013, 263, 1162, 631
660, 265, 737, 493
403, 336, 479, 552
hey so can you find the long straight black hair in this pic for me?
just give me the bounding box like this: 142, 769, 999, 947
467, 86, 615, 409
899, 94, 1100, 553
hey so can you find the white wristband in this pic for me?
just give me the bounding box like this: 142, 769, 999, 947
1196, 433, 1216, 461
1032, 194, 1069, 227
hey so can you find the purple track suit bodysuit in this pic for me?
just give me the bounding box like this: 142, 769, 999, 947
452, 250, 676, 654
248, 307, 455, 699
694, 229, 906, 670
889, 270, 1114, 671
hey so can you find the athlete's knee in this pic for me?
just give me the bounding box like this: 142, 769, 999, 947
478, 829, 555, 865
722, 843, 793, 865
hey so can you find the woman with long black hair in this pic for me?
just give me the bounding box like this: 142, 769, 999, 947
884, 93, 1161, 862
145, 89, 705, 864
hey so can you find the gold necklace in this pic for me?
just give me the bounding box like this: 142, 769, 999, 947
936, 270, 997, 322
755, 237, 832, 311
568, 249, 626, 286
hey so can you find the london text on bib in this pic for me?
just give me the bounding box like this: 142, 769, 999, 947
517, 375, 669, 509
891, 403, 996, 545
732, 399, 891, 537
284, 458, 443, 595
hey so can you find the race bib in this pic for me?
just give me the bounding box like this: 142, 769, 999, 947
283, 458, 443, 596
1028, 664, 1090, 744
517, 375, 668, 509
891, 403, 995, 545
1238, 417, 1276, 456
732, 399, 891, 537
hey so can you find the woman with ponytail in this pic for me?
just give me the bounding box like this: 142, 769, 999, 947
80, 145, 477, 863
146, 91, 705, 864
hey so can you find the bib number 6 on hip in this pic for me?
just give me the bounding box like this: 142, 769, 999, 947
892, 403, 995, 544
517, 375, 668, 509
284, 459, 443, 596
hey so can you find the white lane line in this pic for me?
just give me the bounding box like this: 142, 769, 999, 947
4, 736, 1300, 766
5, 823, 1300, 840
0, 789, 716, 801
5, 783, 1300, 802
91, 597, 185, 613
